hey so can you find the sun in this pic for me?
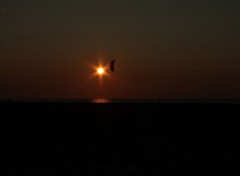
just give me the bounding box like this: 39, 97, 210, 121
97, 67, 105, 75
90, 63, 109, 79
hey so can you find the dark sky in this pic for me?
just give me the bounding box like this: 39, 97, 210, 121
0, 0, 240, 99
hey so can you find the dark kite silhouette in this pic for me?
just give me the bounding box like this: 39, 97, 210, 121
110, 59, 116, 72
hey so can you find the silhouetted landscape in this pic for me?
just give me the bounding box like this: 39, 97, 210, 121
1, 100, 238, 175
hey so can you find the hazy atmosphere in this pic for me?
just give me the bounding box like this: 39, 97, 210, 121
1, 0, 240, 99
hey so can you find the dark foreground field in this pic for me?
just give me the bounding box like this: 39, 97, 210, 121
0, 102, 238, 175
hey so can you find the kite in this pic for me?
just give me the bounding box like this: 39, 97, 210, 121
110, 59, 116, 72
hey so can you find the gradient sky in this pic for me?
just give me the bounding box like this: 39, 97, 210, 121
0, 0, 240, 99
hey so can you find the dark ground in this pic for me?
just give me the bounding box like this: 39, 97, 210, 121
0, 102, 238, 175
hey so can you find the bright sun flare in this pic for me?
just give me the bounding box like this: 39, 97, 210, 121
97, 67, 105, 75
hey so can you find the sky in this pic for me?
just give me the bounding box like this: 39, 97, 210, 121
0, 0, 240, 99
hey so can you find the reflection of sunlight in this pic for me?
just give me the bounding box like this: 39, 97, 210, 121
92, 98, 110, 103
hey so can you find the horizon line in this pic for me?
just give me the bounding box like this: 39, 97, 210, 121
0, 98, 240, 104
